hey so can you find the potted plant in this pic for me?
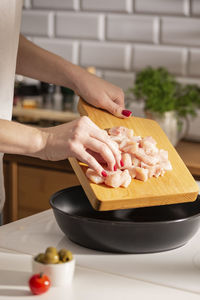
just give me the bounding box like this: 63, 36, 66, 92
127, 67, 200, 145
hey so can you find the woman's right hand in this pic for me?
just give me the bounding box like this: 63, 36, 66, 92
39, 116, 121, 176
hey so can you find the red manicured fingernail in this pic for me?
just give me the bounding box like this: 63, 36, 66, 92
101, 171, 107, 177
114, 164, 117, 171
122, 110, 132, 117
120, 160, 124, 167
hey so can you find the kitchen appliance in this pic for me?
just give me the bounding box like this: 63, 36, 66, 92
68, 98, 199, 211
50, 186, 200, 254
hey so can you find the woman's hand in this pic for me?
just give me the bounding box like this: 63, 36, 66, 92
72, 67, 132, 118
39, 116, 121, 176
17, 36, 132, 118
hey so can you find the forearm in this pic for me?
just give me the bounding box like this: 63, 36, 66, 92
16, 35, 84, 93
0, 119, 46, 158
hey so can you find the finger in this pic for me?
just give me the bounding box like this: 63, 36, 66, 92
86, 150, 106, 164
85, 138, 116, 171
75, 146, 107, 177
90, 128, 121, 168
104, 99, 132, 118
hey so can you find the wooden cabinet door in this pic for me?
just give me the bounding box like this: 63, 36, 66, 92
18, 165, 79, 219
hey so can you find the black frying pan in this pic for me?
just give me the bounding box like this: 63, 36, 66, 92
50, 186, 200, 254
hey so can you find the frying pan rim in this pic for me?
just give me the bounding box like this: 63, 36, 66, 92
50, 186, 200, 226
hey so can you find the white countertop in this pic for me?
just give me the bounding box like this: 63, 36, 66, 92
0, 209, 200, 299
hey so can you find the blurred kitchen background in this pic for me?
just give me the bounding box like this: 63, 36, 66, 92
16, 0, 200, 137
3, 0, 200, 224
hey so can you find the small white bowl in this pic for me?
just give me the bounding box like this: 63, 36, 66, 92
32, 257, 75, 287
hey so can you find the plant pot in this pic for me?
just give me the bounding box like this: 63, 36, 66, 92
145, 110, 182, 146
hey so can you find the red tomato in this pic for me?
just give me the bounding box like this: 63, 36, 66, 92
29, 273, 51, 295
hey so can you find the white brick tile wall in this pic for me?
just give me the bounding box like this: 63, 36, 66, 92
161, 17, 200, 47
80, 42, 129, 70
107, 15, 157, 44
103, 71, 135, 91
135, 0, 189, 16
191, 0, 200, 16
33, 0, 80, 11
188, 49, 200, 77
132, 45, 186, 75
21, 10, 54, 37
82, 0, 133, 13
32, 38, 79, 64
56, 12, 104, 40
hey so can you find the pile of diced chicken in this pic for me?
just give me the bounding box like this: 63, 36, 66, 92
86, 126, 172, 188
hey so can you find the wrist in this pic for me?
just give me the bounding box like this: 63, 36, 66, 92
63, 63, 86, 95
27, 128, 49, 160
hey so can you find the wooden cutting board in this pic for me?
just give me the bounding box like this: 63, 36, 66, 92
68, 98, 199, 211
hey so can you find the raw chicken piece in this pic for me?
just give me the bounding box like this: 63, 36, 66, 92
134, 148, 160, 166
160, 160, 172, 171
135, 167, 149, 182
127, 166, 137, 178
104, 170, 122, 188
131, 156, 141, 167
120, 140, 139, 154
130, 136, 142, 143
142, 141, 158, 156
121, 153, 132, 169
108, 126, 134, 138
86, 168, 104, 184
121, 170, 132, 187
159, 149, 168, 162
140, 136, 157, 146
140, 162, 167, 178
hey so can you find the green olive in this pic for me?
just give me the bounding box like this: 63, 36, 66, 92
34, 253, 45, 263
59, 249, 73, 262
45, 247, 58, 255
43, 252, 59, 264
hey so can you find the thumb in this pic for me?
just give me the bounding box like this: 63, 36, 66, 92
105, 99, 132, 118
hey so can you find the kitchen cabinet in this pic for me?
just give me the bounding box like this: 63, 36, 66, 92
176, 140, 200, 178
3, 154, 79, 224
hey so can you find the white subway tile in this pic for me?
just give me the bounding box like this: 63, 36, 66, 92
33, 0, 80, 10
103, 71, 135, 91
32, 38, 79, 64
132, 45, 186, 75
23, 0, 32, 9
161, 17, 200, 46
191, 0, 200, 16
188, 49, 200, 77
82, 0, 133, 13
107, 15, 157, 43
21, 10, 54, 37
176, 76, 200, 86
80, 42, 129, 70
135, 0, 188, 16
56, 12, 104, 40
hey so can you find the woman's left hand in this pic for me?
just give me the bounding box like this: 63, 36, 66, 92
73, 67, 132, 118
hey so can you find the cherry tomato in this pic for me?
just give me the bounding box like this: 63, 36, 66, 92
29, 273, 51, 295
